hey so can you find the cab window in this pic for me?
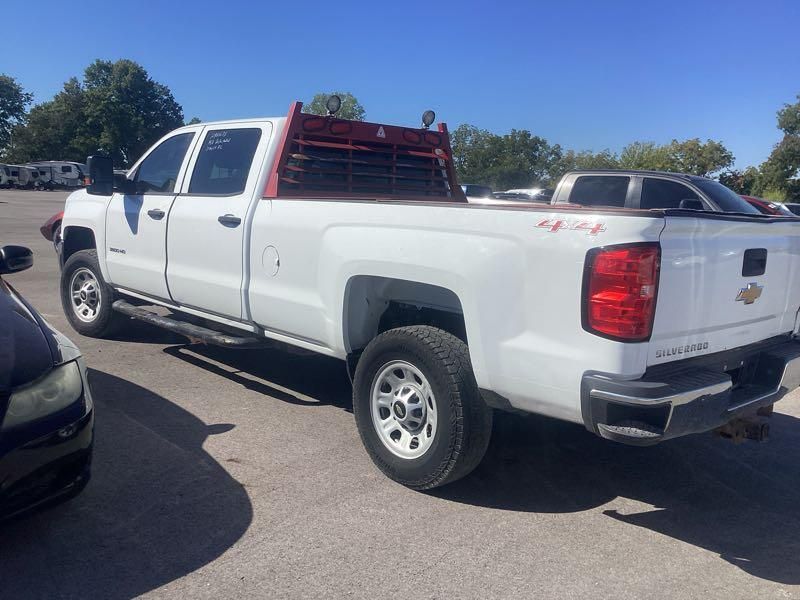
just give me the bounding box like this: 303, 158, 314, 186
569, 176, 629, 207
133, 132, 194, 193
189, 128, 262, 195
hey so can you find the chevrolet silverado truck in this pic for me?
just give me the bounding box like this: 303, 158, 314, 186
57, 99, 800, 489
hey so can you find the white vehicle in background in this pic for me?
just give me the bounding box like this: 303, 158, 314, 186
0, 165, 13, 187
3, 165, 37, 188
26, 161, 86, 188
460, 183, 493, 199
57, 98, 800, 490
493, 187, 554, 203
28, 164, 56, 190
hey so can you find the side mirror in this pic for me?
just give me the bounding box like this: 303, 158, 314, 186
86, 155, 114, 196
0, 245, 33, 274
679, 198, 705, 211
114, 172, 137, 195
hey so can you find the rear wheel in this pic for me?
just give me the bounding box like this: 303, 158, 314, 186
352, 326, 492, 490
60, 249, 124, 337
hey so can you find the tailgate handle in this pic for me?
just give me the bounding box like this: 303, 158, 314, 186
743, 248, 767, 277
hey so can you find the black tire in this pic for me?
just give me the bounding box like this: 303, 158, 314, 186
353, 326, 492, 490
60, 249, 123, 337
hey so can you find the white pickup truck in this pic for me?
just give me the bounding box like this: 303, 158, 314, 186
58, 100, 800, 489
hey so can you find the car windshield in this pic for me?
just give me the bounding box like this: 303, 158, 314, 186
693, 179, 761, 214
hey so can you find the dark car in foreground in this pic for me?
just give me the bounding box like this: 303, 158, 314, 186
0, 245, 93, 519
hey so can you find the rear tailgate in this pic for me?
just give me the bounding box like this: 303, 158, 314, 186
650, 214, 800, 366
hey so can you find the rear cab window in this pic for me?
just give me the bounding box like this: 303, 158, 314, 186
189, 128, 262, 195
568, 176, 630, 208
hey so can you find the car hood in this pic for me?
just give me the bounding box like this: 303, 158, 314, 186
0, 280, 79, 392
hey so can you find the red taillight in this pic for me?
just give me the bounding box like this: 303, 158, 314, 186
583, 243, 660, 342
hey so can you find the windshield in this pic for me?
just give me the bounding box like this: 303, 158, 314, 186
693, 179, 761, 214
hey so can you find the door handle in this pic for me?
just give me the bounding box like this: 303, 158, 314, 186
147, 208, 165, 220
218, 214, 241, 227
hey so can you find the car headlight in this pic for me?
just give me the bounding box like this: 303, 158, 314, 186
2, 361, 83, 430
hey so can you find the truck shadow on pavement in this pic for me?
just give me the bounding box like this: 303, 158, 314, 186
158, 340, 800, 584
0, 369, 253, 600
435, 410, 800, 585
163, 344, 354, 412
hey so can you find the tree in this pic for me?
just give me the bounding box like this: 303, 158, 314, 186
619, 138, 733, 176
667, 138, 733, 177
0, 75, 33, 157
777, 94, 800, 136
451, 124, 561, 189
81, 59, 184, 165
6, 78, 87, 163
186, 117, 202, 125
5, 59, 184, 167
548, 149, 619, 181
718, 166, 760, 195
304, 91, 365, 121
619, 141, 673, 172
758, 94, 800, 201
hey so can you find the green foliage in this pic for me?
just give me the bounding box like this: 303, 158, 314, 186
718, 166, 760, 195
6, 60, 184, 167
758, 94, 800, 201
777, 94, 800, 136
0, 74, 33, 157
451, 124, 561, 189
761, 187, 787, 202
548, 149, 619, 181
619, 138, 733, 176
304, 92, 365, 121
186, 117, 202, 125
452, 129, 734, 190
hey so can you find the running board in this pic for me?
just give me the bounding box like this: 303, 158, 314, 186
112, 300, 270, 349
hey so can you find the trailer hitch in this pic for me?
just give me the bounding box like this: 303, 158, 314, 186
714, 406, 773, 443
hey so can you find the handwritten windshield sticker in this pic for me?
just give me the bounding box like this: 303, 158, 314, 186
204, 130, 232, 152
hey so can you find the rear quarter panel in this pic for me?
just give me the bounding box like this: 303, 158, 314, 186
247, 201, 664, 423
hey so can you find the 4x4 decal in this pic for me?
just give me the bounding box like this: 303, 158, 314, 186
536, 219, 606, 236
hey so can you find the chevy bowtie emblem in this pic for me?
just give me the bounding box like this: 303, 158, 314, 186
736, 282, 763, 305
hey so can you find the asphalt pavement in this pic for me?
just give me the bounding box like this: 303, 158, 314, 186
1, 189, 799, 599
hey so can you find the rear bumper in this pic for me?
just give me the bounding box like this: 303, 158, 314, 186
581, 338, 800, 445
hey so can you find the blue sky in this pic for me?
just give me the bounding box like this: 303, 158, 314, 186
2, 0, 798, 168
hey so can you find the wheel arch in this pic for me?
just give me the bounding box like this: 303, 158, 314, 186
62, 226, 96, 264
342, 275, 481, 382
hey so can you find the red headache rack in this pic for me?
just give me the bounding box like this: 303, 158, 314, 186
264, 102, 466, 202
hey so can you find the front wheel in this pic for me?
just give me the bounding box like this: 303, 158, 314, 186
352, 326, 492, 490
60, 249, 124, 337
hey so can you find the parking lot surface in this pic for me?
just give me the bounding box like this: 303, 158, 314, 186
1, 189, 799, 599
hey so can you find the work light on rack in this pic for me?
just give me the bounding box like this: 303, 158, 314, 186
326, 95, 342, 117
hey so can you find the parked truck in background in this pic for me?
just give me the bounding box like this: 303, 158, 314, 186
56, 99, 800, 489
